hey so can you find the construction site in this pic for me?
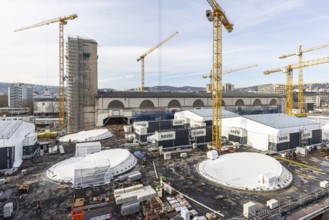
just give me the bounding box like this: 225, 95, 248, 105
1, 0, 329, 220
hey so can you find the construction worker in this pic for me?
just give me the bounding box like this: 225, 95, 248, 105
36, 201, 41, 214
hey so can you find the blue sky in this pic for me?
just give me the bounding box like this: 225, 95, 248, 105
1, 0, 329, 90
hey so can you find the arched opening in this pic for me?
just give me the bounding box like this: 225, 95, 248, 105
103, 117, 128, 125
193, 99, 204, 108
140, 100, 154, 109
270, 99, 277, 106
235, 99, 244, 107
253, 99, 262, 106
168, 100, 181, 109
108, 100, 124, 109
221, 100, 225, 107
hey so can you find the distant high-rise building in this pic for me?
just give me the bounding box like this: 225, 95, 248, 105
275, 84, 286, 95
8, 83, 33, 112
66, 37, 98, 133
258, 83, 286, 95
223, 83, 234, 92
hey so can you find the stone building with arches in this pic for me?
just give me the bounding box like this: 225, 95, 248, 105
96, 91, 283, 126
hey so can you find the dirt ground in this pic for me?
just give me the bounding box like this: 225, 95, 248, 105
1, 125, 329, 219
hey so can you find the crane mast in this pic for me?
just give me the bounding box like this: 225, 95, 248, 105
279, 43, 329, 115
264, 56, 329, 115
206, 0, 233, 149
14, 14, 78, 126
137, 31, 178, 92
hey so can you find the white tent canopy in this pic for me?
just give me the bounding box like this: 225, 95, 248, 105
198, 152, 292, 191
59, 129, 113, 143
47, 149, 138, 188
0, 119, 35, 170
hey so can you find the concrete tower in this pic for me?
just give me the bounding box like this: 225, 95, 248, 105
66, 37, 98, 133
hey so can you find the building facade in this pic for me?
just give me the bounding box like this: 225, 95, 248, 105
66, 37, 98, 133
303, 93, 321, 107
8, 83, 33, 113
33, 90, 68, 116
96, 91, 283, 126
0, 95, 8, 107
223, 83, 235, 92
275, 84, 286, 95
258, 84, 286, 95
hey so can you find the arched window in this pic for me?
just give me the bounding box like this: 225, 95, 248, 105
140, 100, 154, 109
253, 99, 262, 106
168, 100, 181, 108
108, 100, 124, 109
193, 99, 204, 108
270, 99, 277, 106
235, 99, 244, 107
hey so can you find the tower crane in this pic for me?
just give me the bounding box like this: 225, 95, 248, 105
206, 0, 233, 149
279, 43, 329, 114
14, 14, 78, 126
202, 64, 257, 92
137, 31, 178, 92
264, 56, 329, 116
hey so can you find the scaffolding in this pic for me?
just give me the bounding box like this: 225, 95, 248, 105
66, 37, 98, 133
73, 159, 112, 188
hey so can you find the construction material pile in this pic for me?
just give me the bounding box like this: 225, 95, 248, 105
114, 184, 157, 205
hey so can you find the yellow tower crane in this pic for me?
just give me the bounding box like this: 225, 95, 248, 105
137, 31, 178, 92
206, 0, 233, 149
203, 64, 258, 92
264, 56, 329, 116
279, 43, 329, 115
14, 14, 78, 126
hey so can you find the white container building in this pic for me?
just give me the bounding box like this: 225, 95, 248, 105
174, 109, 322, 152
241, 114, 322, 151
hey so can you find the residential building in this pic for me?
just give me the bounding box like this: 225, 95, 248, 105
8, 83, 33, 113
258, 83, 286, 95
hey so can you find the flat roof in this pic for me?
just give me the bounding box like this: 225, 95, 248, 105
243, 113, 319, 129
187, 108, 239, 120
98, 91, 281, 98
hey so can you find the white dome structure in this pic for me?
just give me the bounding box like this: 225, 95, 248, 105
59, 129, 113, 143
198, 152, 292, 191
47, 149, 137, 188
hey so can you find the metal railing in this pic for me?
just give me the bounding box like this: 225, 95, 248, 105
240, 187, 329, 220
